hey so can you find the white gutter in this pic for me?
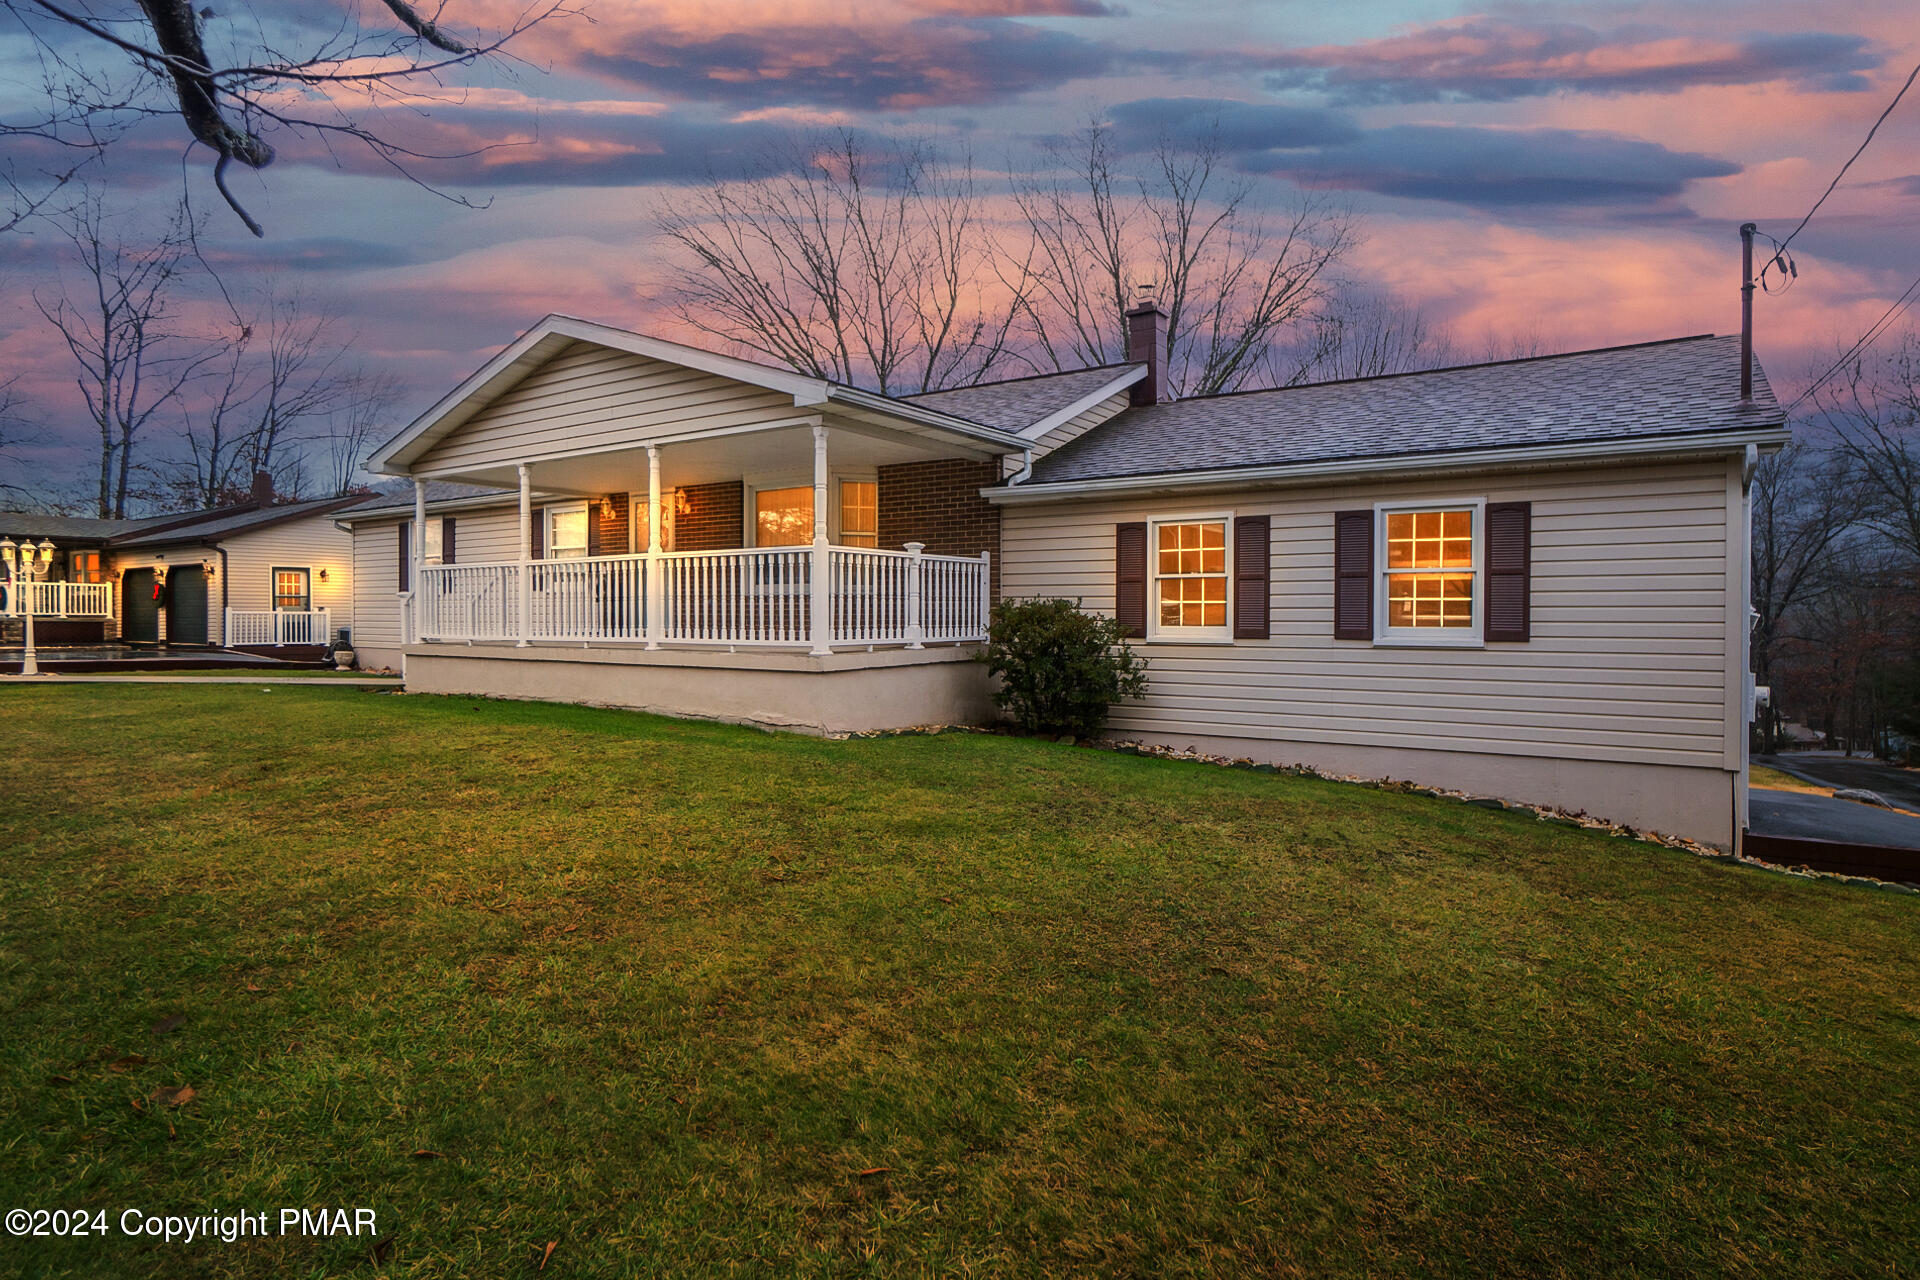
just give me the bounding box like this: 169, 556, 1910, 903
979, 426, 1792, 504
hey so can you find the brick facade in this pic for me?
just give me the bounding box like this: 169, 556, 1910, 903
675, 480, 745, 552
876, 458, 1002, 595
587, 492, 630, 556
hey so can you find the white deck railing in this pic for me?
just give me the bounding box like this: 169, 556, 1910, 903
413, 544, 990, 651
1, 580, 114, 618
226, 608, 332, 646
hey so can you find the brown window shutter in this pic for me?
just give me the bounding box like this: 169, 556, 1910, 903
1485, 501, 1531, 642
530, 508, 543, 559
1333, 509, 1372, 640
586, 505, 602, 557
1115, 522, 1147, 637
398, 521, 410, 592
442, 517, 456, 565
1233, 515, 1270, 640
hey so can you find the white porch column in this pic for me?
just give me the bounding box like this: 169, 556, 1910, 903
411, 477, 426, 646
904, 542, 926, 648
517, 463, 532, 648
644, 445, 663, 650
809, 423, 831, 656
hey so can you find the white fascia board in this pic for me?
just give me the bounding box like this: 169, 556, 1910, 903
367, 314, 834, 476
1017, 366, 1147, 442
979, 426, 1793, 504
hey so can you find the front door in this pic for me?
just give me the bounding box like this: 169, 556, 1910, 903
168, 566, 208, 645
122, 569, 158, 642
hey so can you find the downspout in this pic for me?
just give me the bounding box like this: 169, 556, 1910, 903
1007, 448, 1034, 486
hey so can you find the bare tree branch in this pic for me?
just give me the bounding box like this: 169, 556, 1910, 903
2, 0, 572, 234
656, 132, 1034, 395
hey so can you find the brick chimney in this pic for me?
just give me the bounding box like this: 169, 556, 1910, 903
1125, 290, 1168, 406
250, 469, 274, 505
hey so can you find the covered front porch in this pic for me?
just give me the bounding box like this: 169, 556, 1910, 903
402, 411, 1006, 657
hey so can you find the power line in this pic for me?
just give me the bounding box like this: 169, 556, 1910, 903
1784, 268, 1920, 416
1775, 59, 1919, 259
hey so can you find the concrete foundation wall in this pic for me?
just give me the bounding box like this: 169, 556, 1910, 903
1115, 727, 1740, 848
403, 643, 992, 735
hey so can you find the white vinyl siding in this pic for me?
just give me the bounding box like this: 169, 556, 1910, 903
412, 342, 798, 474
112, 510, 351, 645
220, 514, 352, 639
998, 459, 1736, 769
346, 504, 525, 663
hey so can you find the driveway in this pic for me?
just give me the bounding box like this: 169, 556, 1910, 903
1748, 790, 1920, 851
1758, 753, 1920, 812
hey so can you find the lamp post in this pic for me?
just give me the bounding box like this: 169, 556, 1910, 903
1, 536, 55, 677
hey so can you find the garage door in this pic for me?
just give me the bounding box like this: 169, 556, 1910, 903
122, 569, 158, 642
168, 565, 208, 645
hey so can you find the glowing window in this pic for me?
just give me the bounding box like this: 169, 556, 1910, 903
1151, 519, 1228, 636
1382, 508, 1476, 631
273, 568, 310, 611
755, 486, 814, 547
839, 480, 877, 548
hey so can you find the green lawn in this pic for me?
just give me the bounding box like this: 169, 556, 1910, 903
1, 687, 1916, 1279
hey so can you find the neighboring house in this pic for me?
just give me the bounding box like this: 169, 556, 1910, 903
350, 309, 1788, 848
0, 483, 359, 653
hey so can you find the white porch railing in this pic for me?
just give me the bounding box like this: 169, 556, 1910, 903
413, 544, 991, 650
226, 608, 332, 646
1, 580, 114, 618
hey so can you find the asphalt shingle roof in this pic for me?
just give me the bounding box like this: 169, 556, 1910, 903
0, 511, 185, 541
901, 364, 1139, 432
110, 496, 360, 547
335, 480, 513, 519
1026, 335, 1784, 485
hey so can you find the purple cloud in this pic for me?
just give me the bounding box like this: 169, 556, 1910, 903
575, 17, 1118, 110
1104, 97, 1361, 151
1263, 18, 1880, 105
1245, 125, 1741, 212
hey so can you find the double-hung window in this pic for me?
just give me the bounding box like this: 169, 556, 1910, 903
1377, 502, 1481, 642
546, 504, 588, 558
839, 480, 877, 548
1149, 517, 1230, 640
422, 517, 445, 565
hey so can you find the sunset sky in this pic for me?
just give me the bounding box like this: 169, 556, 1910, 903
2, 0, 1917, 497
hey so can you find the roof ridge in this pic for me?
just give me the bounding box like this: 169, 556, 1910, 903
1164, 334, 1725, 405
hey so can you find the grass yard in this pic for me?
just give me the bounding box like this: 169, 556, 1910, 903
1, 686, 1916, 1279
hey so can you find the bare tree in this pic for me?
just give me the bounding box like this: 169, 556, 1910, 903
1816, 329, 1920, 562
1289, 287, 1457, 383
656, 132, 1031, 395
35, 188, 210, 517
319, 372, 398, 497
1749, 439, 1863, 749
1013, 120, 1357, 398
2, 0, 570, 234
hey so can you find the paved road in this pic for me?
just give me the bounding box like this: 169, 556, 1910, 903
1758, 753, 1920, 812
1748, 789, 1920, 850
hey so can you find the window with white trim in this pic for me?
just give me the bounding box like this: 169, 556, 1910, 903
422, 516, 445, 565
839, 479, 877, 548
546, 504, 588, 558
1149, 517, 1230, 639
273, 568, 311, 611
1378, 503, 1480, 640
754, 486, 813, 547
